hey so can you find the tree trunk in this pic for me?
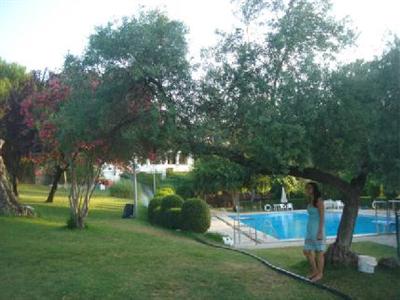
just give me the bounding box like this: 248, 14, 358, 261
3, 149, 20, 197
74, 215, 85, 229
68, 159, 102, 229
325, 190, 360, 266
287, 165, 367, 265
250, 189, 255, 202
325, 166, 367, 266
45, 165, 64, 203
0, 140, 33, 216
11, 173, 18, 197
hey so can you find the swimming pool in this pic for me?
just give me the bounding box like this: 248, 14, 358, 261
229, 211, 395, 240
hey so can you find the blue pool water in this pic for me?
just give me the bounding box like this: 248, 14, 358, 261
229, 211, 395, 240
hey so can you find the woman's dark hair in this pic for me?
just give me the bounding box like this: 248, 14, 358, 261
307, 182, 321, 207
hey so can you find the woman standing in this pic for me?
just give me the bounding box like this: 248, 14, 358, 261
303, 182, 326, 282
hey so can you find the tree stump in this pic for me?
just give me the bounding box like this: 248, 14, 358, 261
0, 139, 34, 216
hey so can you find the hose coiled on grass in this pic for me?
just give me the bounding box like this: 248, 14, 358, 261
194, 236, 352, 300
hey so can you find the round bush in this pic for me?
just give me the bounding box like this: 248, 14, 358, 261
161, 208, 182, 229
160, 194, 184, 212
148, 196, 163, 224
152, 207, 162, 225
181, 198, 211, 233
155, 186, 175, 197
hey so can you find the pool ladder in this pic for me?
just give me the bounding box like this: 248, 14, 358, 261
233, 217, 260, 245
234, 218, 279, 244
262, 219, 278, 241
373, 200, 396, 234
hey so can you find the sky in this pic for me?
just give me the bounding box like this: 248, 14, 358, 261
0, 0, 399, 71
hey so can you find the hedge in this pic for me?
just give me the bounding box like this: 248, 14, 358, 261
161, 208, 182, 229
155, 186, 175, 197
152, 207, 162, 225
109, 179, 133, 199
160, 194, 184, 212
148, 194, 184, 228
148, 196, 163, 224
162, 173, 195, 199
181, 198, 211, 233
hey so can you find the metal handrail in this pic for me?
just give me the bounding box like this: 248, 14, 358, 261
396, 211, 400, 259
262, 219, 278, 240
373, 200, 390, 234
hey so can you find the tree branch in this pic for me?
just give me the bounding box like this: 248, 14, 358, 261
287, 167, 352, 194
192, 142, 354, 195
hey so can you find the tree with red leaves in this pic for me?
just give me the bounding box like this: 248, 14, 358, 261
20, 10, 192, 228
21, 72, 71, 203
53, 54, 158, 228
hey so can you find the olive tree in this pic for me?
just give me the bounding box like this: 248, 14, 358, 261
192, 0, 399, 264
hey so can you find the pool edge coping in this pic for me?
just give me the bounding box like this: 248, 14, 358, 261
215, 209, 396, 246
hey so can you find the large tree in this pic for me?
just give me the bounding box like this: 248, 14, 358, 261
23, 10, 193, 228
0, 139, 33, 216
0, 59, 35, 215
192, 155, 246, 206
192, 0, 399, 264
0, 59, 36, 196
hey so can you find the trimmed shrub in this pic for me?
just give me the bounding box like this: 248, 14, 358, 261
161, 208, 182, 229
148, 196, 163, 224
155, 186, 175, 197
181, 198, 211, 233
109, 179, 133, 199
153, 207, 162, 225
149, 194, 184, 229
160, 194, 184, 212
161, 172, 195, 199
152, 195, 184, 229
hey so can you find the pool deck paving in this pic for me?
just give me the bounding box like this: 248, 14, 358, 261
208, 209, 398, 249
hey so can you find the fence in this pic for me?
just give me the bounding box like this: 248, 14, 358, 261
396, 211, 400, 259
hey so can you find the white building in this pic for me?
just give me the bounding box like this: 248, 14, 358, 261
101, 164, 123, 182
101, 152, 194, 182
137, 153, 194, 178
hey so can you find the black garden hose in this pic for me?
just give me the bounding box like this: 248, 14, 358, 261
194, 236, 352, 300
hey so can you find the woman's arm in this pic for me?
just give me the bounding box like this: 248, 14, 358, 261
317, 199, 324, 240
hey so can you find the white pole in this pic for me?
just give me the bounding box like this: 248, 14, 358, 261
153, 166, 156, 194
134, 171, 138, 206
235, 192, 241, 244
133, 165, 138, 218
63, 170, 68, 190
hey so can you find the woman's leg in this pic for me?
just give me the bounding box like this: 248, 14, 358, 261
311, 251, 325, 282
303, 250, 318, 278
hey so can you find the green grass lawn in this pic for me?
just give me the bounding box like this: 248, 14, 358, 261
0, 184, 398, 300
253, 241, 400, 300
